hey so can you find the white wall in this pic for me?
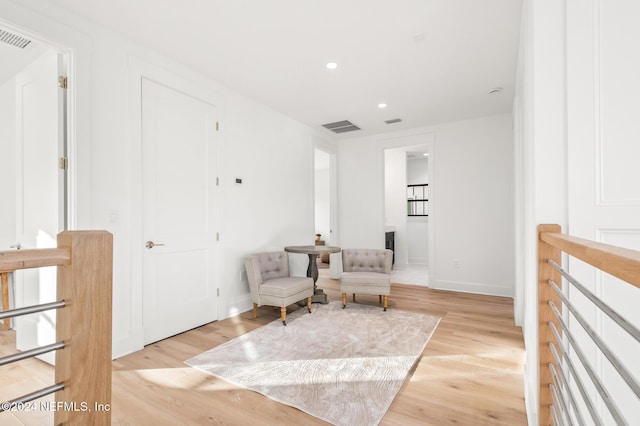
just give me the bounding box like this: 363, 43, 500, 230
2, 0, 335, 358
432, 114, 514, 296
407, 157, 428, 184
338, 137, 383, 249
339, 114, 514, 297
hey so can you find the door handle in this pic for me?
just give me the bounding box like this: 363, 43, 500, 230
10, 242, 21, 250
145, 241, 165, 249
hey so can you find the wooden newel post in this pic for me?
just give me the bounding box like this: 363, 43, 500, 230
538, 224, 562, 426
54, 231, 113, 425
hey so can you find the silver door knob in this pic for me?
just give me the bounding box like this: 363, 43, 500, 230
145, 241, 165, 249
10, 242, 21, 250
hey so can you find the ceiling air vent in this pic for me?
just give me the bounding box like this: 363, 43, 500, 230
385, 118, 402, 125
321, 120, 361, 134
0, 29, 32, 49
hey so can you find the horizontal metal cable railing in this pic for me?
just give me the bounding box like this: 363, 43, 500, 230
538, 224, 640, 426
0, 231, 113, 425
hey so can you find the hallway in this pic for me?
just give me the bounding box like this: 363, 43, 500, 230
391, 263, 429, 286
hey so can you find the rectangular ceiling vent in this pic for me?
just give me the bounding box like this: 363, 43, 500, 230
0, 29, 32, 49
321, 120, 361, 134
385, 118, 402, 125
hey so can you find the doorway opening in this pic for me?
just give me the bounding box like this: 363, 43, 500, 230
314, 147, 339, 277
0, 25, 70, 364
314, 148, 331, 245
384, 144, 430, 287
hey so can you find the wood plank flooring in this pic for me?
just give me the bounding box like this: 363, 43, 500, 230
0, 271, 527, 425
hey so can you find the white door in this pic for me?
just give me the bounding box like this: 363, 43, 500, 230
14, 50, 66, 364
142, 78, 218, 345
566, 0, 640, 421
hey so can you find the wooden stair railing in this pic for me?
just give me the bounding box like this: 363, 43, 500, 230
0, 231, 113, 425
538, 224, 640, 425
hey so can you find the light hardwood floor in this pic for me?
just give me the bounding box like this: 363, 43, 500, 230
1, 271, 527, 425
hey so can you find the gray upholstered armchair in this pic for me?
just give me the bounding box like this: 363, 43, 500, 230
244, 251, 314, 325
340, 249, 393, 311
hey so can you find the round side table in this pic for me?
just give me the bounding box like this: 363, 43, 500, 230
284, 245, 341, 304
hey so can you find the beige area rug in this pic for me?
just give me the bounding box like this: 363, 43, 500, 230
185, 301, 440, 426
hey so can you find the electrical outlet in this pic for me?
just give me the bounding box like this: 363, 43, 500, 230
453, 259, 461, 269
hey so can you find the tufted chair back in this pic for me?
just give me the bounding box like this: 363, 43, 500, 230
244, 251, 314, 325
342, 249, 393, 274
244, 251, 290, 301
255, 251, 290, 281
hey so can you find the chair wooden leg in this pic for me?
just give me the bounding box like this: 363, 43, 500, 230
307, 296, 312, 313
252, 303, 258, 319
379, 295, 382, 303
352, 293, 356, 302
341, 293, 346, 308
281, 306, 287, 325
383, 295, 388, 311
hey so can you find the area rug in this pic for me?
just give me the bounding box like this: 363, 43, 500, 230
185, 302, 440, 425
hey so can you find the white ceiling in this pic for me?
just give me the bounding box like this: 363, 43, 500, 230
49, 0, 522, 139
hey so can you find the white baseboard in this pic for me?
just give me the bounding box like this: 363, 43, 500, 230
391, 262, 409, 270
112, 327, 144, 359
220, 296, 253, 320
112, 298, 255, 359
431, 280, 513, 297
524, 362, 537, 426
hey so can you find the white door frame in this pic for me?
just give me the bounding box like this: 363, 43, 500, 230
0, 8, 88, 358
0, 5, 92, 231
380, 132, 435, 282
13, 49, 64, 364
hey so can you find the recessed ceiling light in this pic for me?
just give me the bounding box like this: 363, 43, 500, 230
423, 153, 429, 156
326, 62, 338, 70
378, 103, 387, 109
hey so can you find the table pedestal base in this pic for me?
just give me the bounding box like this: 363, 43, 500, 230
285, 245, 341, 307
299, 288, 328, 306
311, 288, 328, 304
